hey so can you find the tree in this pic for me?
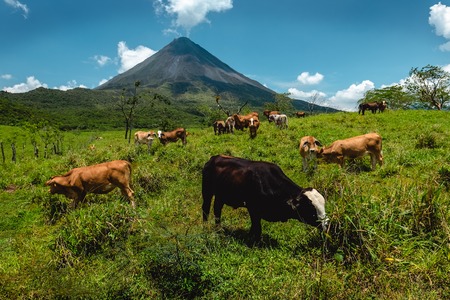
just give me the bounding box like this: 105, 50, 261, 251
307, 92, 325, 115
277, 93, 294, 113
360, 85, 413, 110
405, 65, 450, 110
118, 81, 141, 143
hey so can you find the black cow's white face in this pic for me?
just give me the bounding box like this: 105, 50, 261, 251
303, 189, 328, 230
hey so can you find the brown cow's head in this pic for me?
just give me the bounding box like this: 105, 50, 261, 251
300, 137, 322, 156
249, 117, 260, 139
45, 178, 74, 198
317, 147, 341, 164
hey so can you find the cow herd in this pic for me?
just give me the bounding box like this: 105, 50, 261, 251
358, 101, 387, 115
46, 108, 385, 241
134, 127, 187, 151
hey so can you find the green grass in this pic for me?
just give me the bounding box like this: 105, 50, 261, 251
1, 110, 450, 299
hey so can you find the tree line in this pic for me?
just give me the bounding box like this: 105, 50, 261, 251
359, 64, 450, 110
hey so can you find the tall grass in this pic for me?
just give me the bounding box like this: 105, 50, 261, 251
1, 110, 450, 299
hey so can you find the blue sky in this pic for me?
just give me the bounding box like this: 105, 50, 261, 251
1, 0, 450, 111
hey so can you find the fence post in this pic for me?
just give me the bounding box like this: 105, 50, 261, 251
11, 142, 16, 163
1, 142, 5, 164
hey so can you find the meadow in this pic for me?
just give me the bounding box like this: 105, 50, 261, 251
1, 110, 449, 299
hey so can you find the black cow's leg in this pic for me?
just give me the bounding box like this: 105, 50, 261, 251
213, 198, 224, 225
248, 211, 262, 240
202, 194, 212, 222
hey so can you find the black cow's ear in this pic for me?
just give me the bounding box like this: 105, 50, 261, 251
287, 198, 300, 210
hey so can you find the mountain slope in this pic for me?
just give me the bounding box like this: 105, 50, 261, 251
97, 37, 275, 105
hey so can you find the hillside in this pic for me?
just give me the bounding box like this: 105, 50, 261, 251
0, 37, 338, 129
0, 87, 336, 130
1, 110, 449, 298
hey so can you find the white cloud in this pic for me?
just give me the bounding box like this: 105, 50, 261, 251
442, 63, 450, 72
4, 0, 29, 18
2, 76, 47, 93
297, 72, 324, 85
93, 55, 112, 67
439, 41, 450, 51
288, 88, 326, 100
117, 41, 157, 73
55, 80, 87, 91
329, 80, 375, 111
154, 0, 233, 35
429, 2, 450, 51
98, 78, 109, 86
1, 74, 12, 80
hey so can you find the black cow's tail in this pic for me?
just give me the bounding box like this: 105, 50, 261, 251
201, 156, 215, 222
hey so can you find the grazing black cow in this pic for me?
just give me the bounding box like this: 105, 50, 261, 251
202, 155, 328, 240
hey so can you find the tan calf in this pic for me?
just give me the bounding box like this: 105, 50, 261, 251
318, 133, 383, 170
299, 136, 322, 171
45, 160, 135, 208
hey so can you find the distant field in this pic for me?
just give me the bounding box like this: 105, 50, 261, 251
1, 110, 450, 299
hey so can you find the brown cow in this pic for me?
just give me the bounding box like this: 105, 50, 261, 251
249, 117, 260, 139
233, 112, 259, 130
134, 130, 157, 151
213, 120, 226, 135
295, 111, 306, 118
158, 128, 187, 146
45, 160, 135, 208
318, 133, 383, 170
299, 136, 322, 171
378, 100, 387, 112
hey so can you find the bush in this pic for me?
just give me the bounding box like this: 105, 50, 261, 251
54, 202, 137, 265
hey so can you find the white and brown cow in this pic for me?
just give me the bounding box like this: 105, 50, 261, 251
213, 120, 226, 135
263, 110, 280, 122
45, 160, 135, 208
158, 128, 187, 146
249, 117, 260, 139
225, 116, 235, 134
318, 133, 383, 170
269, 114, 288, 129
134, 130, 157, 151
299, 136, 322, 171
233, 112, 259, 130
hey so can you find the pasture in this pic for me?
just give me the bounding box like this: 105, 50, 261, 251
1, 110, 450, 299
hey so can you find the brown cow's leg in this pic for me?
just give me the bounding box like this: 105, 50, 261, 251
72, 192, 86, 209
124, 187, 135, 208
370, 154, 377, 170
338, 156, 345, 168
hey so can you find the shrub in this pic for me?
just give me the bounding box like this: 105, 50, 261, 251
54, 202, 137, 265
415, 133, 438, 149
438, 166, 450, 190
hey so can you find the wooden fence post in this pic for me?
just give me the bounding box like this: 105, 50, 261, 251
1, 142, 5, 164
11, 143, 16, 163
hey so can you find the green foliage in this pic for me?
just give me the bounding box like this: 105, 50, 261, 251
361, 85, 414, 110
406, 64, 450, 110
1, 110, 450, 298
